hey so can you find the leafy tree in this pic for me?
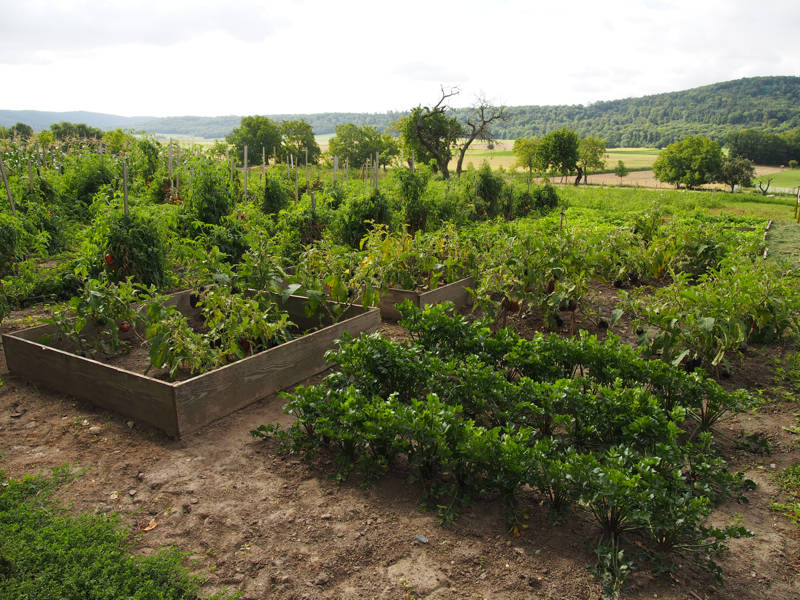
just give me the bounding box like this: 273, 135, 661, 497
103, 129, 136, 155
652, 136, 723, 189
725, 128, 787, 165
327, 123, 384, 168
379, 133, 400, 170
36, 130, 54, 146
539, 128, 579, 179
578, 136, 607, 184
226, 116, 281, 165
397, 88, 463, 179
717, 156, 755, 192
9, 122, 33, 141
513, 137, 544, 191
280, 119, 320, 165
50, 121, 103, 140
613, 160, 629, 184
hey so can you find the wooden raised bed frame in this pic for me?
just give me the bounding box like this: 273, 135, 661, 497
2, 292, 380, 438
378, 277, 474, 321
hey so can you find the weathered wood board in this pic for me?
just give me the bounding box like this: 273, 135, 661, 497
2, 293, 380, 438
378, 277, 474, 321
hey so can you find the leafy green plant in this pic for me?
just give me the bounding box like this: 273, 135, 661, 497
46, 277, 148, 357
0, 465, 237, 600
103, 211, 167, 287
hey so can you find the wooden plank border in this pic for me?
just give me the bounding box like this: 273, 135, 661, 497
2, 294, 380, 438
378, 277, 475, 321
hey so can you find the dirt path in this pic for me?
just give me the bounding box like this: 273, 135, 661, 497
2, 310, 800, 599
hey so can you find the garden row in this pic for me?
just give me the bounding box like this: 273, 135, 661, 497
254, 301, 756, 597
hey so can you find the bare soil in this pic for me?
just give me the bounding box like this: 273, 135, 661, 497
2, 300, 800, 600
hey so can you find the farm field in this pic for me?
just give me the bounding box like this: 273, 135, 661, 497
756, 168, 800, 190
1, 135, 800, 600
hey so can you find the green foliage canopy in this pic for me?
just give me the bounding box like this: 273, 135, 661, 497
539, 128, 580, 177
226, 116, 281, 165
280, 119, 321, 165
327, 123, 385, 168
652, 136, 723, 188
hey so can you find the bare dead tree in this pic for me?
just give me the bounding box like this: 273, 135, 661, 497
757, 177, 773, 196
455, 97, 507, 177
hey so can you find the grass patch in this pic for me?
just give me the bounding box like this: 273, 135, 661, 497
756, 169, 800, 189
766, 221, 800, 268
771, 462, 800, 527
0, 465, 235, 600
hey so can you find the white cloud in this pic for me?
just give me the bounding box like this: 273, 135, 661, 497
0, 0, 798, 116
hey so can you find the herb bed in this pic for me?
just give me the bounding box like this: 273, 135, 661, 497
3, 291, 379, 437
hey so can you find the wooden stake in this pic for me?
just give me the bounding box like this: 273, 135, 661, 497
0, 155, 16, 216
123, 156, 129, 216
333, 155, 338, 186
27, 156, 33, 193
244, 144, 248, 204
261, 146, 266, 182
168, 140, 174, 197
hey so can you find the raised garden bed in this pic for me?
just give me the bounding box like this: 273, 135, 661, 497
378, 277, 474, 321
2, 291, 380, 438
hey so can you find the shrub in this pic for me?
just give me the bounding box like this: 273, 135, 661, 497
58, 153, 115, 215
476, 162, 505, 218
261, 172, 291, 215
0, 213, 23, 275
330, 188, 391, 248
205, 216, 249, 263
532, 183, 559, 212
103, 212, 167, 287
187, 161, 232, 225
392, 166, 431, 232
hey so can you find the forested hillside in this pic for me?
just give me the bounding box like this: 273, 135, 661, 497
2, 76, 798, 147
491, 76, 800, 146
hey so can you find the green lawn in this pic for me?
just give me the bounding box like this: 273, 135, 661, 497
756, 169, 800, 189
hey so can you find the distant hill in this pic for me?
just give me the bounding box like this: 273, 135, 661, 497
491, 76, 800, 146
3, 76, 799, 147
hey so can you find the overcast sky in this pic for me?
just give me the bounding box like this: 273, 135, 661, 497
1, 0, 798, 117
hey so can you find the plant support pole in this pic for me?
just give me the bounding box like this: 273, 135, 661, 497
243, 144, 248, 204
123, 156, 129, 216
0, 155, 16, 216
168, 140, 174, 197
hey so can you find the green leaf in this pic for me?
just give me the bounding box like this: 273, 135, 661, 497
671, 349, 691, 366
282, 283, 301, 303
699, 317, 715, 333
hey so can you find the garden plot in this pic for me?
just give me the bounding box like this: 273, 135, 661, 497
3, 292, 379, 437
